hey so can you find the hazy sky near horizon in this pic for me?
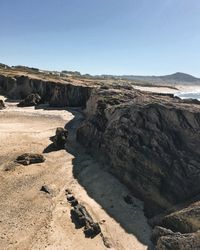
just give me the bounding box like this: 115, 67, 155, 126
0, 0, 200, 76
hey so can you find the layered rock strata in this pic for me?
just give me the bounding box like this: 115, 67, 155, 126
77, 88, 200, 217
0, 75, 91, 107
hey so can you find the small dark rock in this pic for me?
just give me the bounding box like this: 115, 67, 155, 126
40, 185, 51, 195
67, 194, 78, 206
65, 189, 72, 194
67, 194, 75, 201
51, 127, 68, 149
16, 153, 45, 165
70, 199, 79, 207
71, 203, 101, 237
17, 93, 41, 107
71, 204, 87, 227
84, 222, 101, 238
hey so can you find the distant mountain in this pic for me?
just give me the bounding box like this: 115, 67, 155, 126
113, 72, 200, 85
160, 72, 200, 83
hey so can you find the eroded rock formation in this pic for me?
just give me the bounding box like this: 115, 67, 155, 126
156, 231, 200, 250
77, 88, 200, 217
0, 74, 92, 107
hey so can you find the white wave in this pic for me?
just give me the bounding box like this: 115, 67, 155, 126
175, 91, 200, 100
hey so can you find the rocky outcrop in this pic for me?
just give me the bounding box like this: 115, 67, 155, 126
150, 201, 200, 249
151, 226, 175, 245
161, 201, 200, 234
156, 231, 200, 250
0, 74, 92, 107
17, 93, 41, 107
51, 127, 68, 149
77, 88, 200, 216
16, 153, 45, 165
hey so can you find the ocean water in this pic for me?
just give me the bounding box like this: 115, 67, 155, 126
175, 92, 200, 101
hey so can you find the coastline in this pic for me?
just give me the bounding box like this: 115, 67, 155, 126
133, 84, 200, 96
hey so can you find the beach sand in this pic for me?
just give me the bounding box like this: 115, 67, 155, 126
133, 84, 200, 94
0, 97, 152, 250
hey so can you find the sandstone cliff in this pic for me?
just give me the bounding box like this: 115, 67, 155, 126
0, 74, 91, 107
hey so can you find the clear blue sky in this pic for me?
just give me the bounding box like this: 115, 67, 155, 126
0, 0, 200, 76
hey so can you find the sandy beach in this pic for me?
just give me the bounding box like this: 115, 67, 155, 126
0, 97, 152, 250
133, 84, 200, 95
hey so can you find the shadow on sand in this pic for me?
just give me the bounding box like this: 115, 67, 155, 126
63, 108, 153, 249
43, 143, 60, 153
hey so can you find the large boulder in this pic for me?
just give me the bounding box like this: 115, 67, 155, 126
17, 93, 41, 107
51, 127, 68, 149
16, 153, 45, 165
0, 99, 5, 109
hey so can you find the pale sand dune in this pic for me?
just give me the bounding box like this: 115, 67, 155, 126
0, 99, 152, 250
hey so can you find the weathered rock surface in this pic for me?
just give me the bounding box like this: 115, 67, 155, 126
51, 127, 68, 149
71, 204, 101, 238
16, 153, 45, 165
0, 99, 6, 109
0, 74, 92, 107
66, 190, 101, 238
161, 201, 200, 234
17, 93, 41, 107
151, 226, 175, 244
156, 231, 200, 250
77, 88, 200, 216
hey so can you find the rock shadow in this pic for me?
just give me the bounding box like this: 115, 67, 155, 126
4, 98, 21, 103
35, 104, 69, 111
43, 143, 60, 153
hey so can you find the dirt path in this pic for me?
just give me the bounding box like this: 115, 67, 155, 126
0, 98, 152, 250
